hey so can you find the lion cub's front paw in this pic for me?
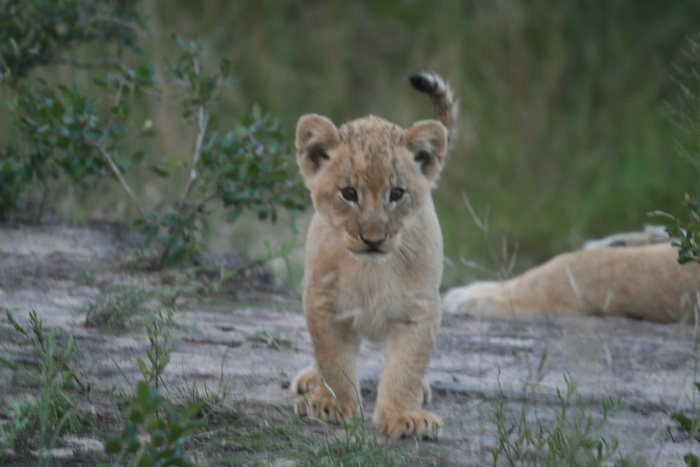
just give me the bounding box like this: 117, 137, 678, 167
292, 365, 360, 424
294, 390, 360, 424
374, 408, 442, 440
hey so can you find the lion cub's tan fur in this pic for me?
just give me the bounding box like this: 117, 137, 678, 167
291, 73, 458, 439
443, 229, 700, 323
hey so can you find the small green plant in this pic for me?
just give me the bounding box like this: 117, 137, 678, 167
85, 286, 155, 329
137, 309, 175, 391
4, 309, 85, 462
312, 414, 403, 466
670, 382, 700, 466
245, 329, 292, 350
665, 193, 700, 264
490, 375, 625, 467
660, 194, 700, 466
0, 401, 30, 453
103, 380, 204, 467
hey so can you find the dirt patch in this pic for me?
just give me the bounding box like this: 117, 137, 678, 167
0, 221, 698, 465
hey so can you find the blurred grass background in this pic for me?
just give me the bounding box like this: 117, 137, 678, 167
13, 0, 700, 287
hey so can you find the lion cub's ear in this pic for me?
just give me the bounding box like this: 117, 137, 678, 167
295, 114, 340, 182
405, 120, 448, 182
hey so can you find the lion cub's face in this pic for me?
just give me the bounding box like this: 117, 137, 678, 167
296, 114, 447, 261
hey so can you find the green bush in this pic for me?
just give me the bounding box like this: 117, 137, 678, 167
0, 1, 308, 268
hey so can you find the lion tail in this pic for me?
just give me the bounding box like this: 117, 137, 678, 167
409, 72, 459, 148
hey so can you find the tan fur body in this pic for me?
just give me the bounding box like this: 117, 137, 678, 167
443, 234, 700, 323
292, 73, 458, 439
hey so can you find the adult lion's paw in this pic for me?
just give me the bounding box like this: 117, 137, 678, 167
291, 365, 319, 395
294, 390, 360, 424
374, 408, 442, 440
442, 281, 509, 316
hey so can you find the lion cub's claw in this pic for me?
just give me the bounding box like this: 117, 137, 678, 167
374, 409, 442, 440
294, 391, 360, 424
291, 365, 319, 395
421, 376, 432, 404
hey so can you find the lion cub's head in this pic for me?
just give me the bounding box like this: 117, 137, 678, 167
295, 113, 448, 261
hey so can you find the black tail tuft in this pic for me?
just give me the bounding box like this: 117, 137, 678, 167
409, 73, 437, 95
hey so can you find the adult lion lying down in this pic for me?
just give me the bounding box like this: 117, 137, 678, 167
442, 226, 700, 323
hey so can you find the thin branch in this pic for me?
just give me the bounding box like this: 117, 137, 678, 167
98, 78, 125, 145
188, 190, 219, 217
180, 57, 209, 207
92, 15, 150, 37
89, 140, 150, 223
46, 57, 122, 69
181, 105, 209, 205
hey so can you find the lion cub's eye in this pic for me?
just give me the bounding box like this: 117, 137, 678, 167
389, 188, 405, 202
341, 187, 358, 202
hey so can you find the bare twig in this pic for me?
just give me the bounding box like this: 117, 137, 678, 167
180, 57, 209, 207
181, 104, 209, 205
46, 57, 122, 69
98, 78, 125, 145
89, 140, 150, 223
93, 14, 150, 37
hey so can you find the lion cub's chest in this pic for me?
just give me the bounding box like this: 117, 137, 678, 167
328, 260, 434, 341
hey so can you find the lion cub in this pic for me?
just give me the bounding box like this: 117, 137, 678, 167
291, 73, 458, 439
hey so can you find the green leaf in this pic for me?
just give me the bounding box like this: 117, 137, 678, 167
252, 103, 262, 120
220, 58, 232, 78
226, 209, 240, 224
161, 212, 183, 228
149, 165, 170, 178
167, 423, 184, 443
672, 411, 693, 431
137, 358, 149, 380
132, 150, 146, 164
150, 428, 166, 447
131, 406, 145, 424
6, 309, 29, 338
137, 453, 155, 467
127, 438, 142, 454
135, 65, 154, 85
685, 453, 700, 467
103, 435, 122, 454
208, 114, 219, 132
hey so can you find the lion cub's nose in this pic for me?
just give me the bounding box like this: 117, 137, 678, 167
360, 233, 387, 248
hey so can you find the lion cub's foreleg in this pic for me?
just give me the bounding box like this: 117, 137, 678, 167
292, 309, 362, 424
374, 318, 442, 439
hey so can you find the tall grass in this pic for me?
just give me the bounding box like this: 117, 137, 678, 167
9, 0, 700, 285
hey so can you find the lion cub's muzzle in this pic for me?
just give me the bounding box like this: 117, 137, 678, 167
349, 229, 397, 262
360, 232, 387, 251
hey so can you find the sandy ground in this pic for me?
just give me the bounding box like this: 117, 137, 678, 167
0, 220, 698, 465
